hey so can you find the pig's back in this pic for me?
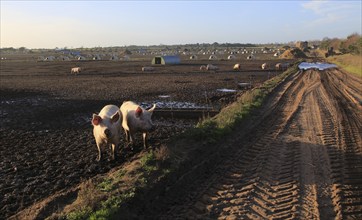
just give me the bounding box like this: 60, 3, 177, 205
120, 101, 138, 113
99, 105, 120, 118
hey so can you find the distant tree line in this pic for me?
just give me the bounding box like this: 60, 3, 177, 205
2, 34, 360, 55
319, 33, 361, 55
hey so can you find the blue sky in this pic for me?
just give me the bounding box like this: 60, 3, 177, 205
1, 0, 361, 48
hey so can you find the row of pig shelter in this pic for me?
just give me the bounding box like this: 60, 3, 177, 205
151, 56, 181, 65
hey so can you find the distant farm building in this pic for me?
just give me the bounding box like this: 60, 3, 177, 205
59, 56, 70, 61
151, 56, 180, 65
209, 55, 218, 60
109, 55, 119, 61
77, 56, 86, 60
189, 55, 198, 60
44, 56, 55, 61
228, 55, 236, 60
93, 54, 101, 60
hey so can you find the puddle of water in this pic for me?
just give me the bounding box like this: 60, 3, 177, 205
298, 62, 337, 70
141, 101, 211, 109
216, 88, 237, 93
158, 95, 171, 98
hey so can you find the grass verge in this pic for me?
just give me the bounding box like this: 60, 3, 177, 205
326, 53, 361, 77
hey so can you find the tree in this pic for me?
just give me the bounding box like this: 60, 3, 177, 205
320, 37, 331, 50
340, 33, 361, 54
18, 47, 27, 52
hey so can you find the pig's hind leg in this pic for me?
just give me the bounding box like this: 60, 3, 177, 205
96, 143, 104, 161
111, 143, 118, 160
124, 129, 134, 150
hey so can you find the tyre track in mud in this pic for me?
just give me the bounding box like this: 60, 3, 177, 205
150, 68, 362, 219
319, 69, 362, 219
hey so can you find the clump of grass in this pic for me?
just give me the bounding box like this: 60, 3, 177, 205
62, 168, 128, 220
89, 189, 136, 220
59, 180, 104, 220
97, 169, 126, 192
66, 206, 92, 220
154, 145, 170, 162
97, 178, 115, 192
140, 151, 158, 174
76, 180, 103, 210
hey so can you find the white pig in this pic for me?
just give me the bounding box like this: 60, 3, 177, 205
120, 101, 156, 149
92, 105, 122, 161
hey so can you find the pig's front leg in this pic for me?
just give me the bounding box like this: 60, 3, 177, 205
142, 132, 148, 149
128, 130, 135, 150
124, 129, 130, 142
96, 142, 104, 162
111, 143, 118, 160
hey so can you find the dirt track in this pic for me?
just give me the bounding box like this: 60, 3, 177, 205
132, 68, 362, 219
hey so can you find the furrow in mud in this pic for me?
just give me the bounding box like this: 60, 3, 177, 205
321, 70, 362, 219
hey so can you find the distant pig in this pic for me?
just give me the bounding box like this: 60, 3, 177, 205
92, 105, 122, 161
120, 101, 156, 149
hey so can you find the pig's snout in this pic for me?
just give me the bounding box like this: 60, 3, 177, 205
104, 129, 112, 138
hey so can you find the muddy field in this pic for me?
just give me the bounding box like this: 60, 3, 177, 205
0, 56, 286, 218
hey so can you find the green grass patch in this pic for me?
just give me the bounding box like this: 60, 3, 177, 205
89, 191, 135, 220
97, 178, 115, 192
66, 207, 92, 220
97, 169, 126, 192
140, 151, 158, 174
326, 54, 362, 77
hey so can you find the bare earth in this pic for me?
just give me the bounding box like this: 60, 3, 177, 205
1, 58, 361, 219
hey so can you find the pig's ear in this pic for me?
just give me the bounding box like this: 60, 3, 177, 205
148, 104, 156, 113
135, 107, 143, 118
92, 114, 102, 126
111, 112, 120, 123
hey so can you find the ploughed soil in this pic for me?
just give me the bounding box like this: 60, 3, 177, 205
122, 68, 362, 219
0, 57, 285, 219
